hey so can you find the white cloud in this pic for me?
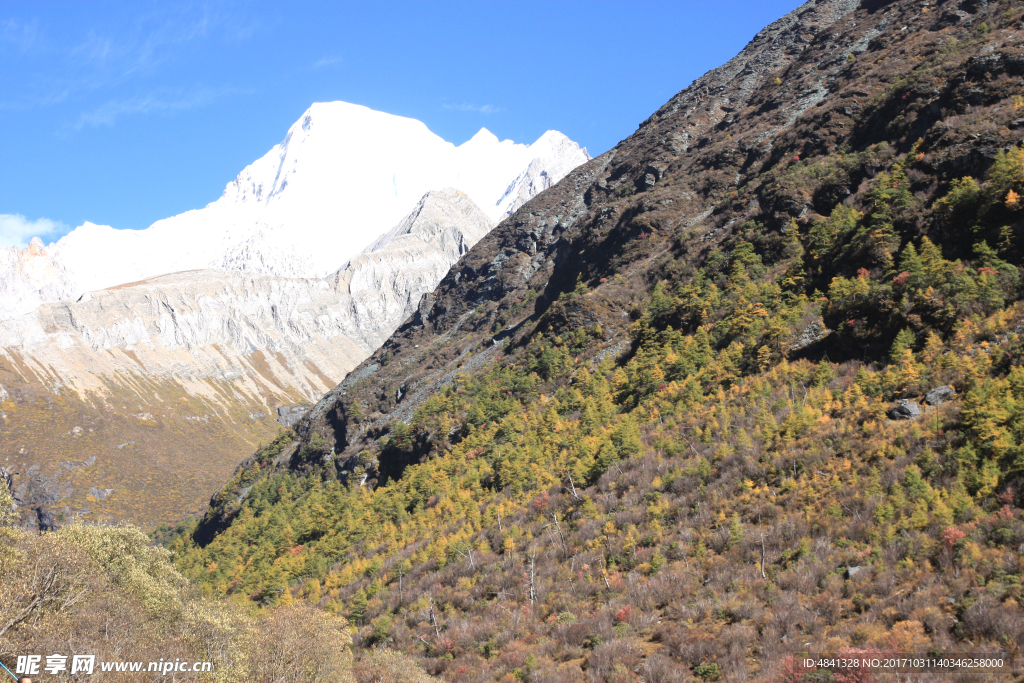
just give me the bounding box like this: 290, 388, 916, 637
313, 55, 343, 69
443, 103, 501, 114
70, 9, 212, 76
0, 214, 67, 249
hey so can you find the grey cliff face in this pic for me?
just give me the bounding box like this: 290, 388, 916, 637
342, 188, 496, 351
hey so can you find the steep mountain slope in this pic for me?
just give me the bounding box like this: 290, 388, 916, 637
362, 188, 493, 266
491, 130, 593, 220
0, 103, 589, 320
172, 1, 1024, 680
0, 189, 508, 528
346, 189, 495, 345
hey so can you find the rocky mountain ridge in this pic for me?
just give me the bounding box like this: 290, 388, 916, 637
0, 237, 78, 321
296, 0, 875, 459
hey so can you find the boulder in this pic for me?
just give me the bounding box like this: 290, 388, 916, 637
925, 385, 955, 405
888, 399, 920, 420
844, 566, 865, 580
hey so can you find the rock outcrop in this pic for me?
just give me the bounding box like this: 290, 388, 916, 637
492, 130, 592, 219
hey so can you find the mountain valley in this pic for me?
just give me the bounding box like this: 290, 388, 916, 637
3, 0, 1024, 681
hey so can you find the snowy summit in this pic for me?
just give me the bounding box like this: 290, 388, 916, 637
0, 101, 589, 320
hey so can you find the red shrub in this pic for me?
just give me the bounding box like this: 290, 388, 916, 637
940, 527, 966, 549
613, 605, 632, 623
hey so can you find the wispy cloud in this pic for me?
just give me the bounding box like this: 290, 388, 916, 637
69, 86, 247, 130
0, 18, 39, 52
443, 103, 501, 114
0, 7, 243, 115
71, 31, 117, 66
312, 55, 343, 69
0, 214, 67, 249
228, 20, 259, 43
69, 9, 213, 80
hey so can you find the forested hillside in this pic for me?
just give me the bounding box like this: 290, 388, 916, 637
165, 1, 1024, 680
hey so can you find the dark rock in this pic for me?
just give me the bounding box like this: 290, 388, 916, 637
888, 399, 920, 420
860, 0, 897, 12
35, 506, 56, 531
88, 487, 112, 501
925, 385, 955, 405
813, 184, 852, 213
966, 52, 1024, 81
415, 292, 435, 326
959, 0, 990, 13
644, 163, 667, 186
941, 8, 969, 24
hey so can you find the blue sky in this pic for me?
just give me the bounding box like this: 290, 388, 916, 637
0, 0, 802, 247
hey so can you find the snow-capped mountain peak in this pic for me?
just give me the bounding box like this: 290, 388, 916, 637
463, 127, 500, 145
0, 101, 590, 319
